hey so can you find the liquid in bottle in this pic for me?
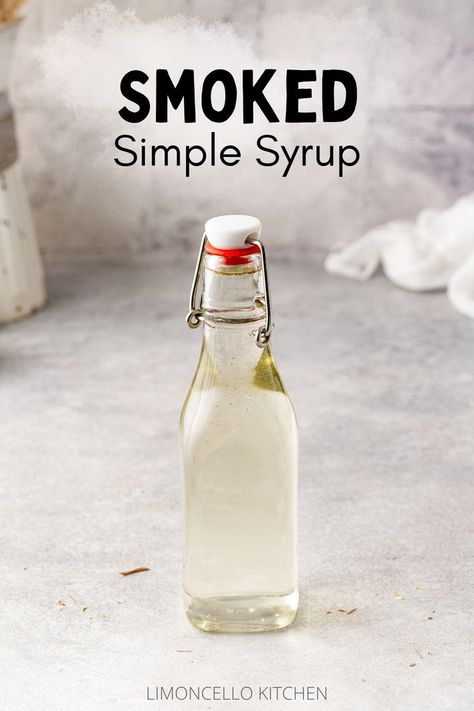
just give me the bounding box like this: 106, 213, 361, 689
180, 215, 298, 632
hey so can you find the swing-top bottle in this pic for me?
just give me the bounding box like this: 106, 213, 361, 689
179, 214, 298, 632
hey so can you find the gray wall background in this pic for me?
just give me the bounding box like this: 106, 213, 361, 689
10, 0, 474, 258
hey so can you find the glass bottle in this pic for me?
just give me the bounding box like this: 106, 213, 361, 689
179, 215, 298, 632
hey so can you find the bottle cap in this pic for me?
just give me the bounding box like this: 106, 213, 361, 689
205, 215, 262, 252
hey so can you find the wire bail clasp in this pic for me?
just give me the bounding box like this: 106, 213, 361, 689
245, 236, 273, 348
185, 233, 273, 348
186, 232, 207, 329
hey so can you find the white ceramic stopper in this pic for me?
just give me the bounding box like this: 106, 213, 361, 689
205, 214, 262, 250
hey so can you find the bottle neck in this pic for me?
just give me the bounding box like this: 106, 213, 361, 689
200, 251, 267, 373
201, 252, 265, 325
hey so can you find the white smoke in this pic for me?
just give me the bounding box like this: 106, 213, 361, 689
10, 1, 468, 256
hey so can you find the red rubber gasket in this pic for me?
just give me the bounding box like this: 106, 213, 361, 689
205, 242, 260, 257
205, 241, 260, 265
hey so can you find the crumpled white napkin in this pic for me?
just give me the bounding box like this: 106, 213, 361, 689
324, 193, 474, 319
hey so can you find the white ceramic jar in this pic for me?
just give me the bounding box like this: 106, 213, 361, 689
0, 18, 46, 324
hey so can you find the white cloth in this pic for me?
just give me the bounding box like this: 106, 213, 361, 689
324, 193, 474, 319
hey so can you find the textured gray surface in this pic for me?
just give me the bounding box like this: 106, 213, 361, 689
1, 255, 473, 710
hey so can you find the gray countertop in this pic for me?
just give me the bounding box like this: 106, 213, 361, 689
1, 255, 472, 711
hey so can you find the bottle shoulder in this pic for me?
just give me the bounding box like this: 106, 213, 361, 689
180, 345, 297, 431
252, 347, 287, 394
182, 344, 291, 397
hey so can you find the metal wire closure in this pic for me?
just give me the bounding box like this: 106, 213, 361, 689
186, 232, 207, 329
186, 232, 273, 348
245, 236, 273, 347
